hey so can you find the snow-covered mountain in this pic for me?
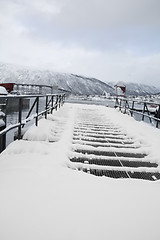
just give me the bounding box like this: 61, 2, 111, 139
0, 62, 159, 95
125, 82, 160, 96
108, 82, 160, 96
0, 62, 114, 95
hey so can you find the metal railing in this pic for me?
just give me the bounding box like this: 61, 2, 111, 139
115, 97, 160, 128
0, 93, 65, 153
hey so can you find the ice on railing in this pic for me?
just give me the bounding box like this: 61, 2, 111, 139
0, 119, 5, 127
0, 111, 5, 117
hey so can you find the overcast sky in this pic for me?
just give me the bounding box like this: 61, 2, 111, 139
0, 0, 160, 86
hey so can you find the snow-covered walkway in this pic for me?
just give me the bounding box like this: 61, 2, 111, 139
0, 103, 160, 240
69, 105, 160, 180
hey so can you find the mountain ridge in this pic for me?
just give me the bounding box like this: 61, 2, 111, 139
0, 62, 159, 96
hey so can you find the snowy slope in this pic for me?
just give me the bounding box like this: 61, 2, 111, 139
0, 62, 114, 95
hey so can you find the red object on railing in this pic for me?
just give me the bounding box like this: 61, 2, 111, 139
0, 83, 15, 93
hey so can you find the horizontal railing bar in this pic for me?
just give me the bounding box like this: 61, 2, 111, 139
0, 123, 21, 136
117, 97, 160, 106
128, 109, 160, 122
0, 93, 64, 99
38, 105, 59, 117
0, 94, 43, 99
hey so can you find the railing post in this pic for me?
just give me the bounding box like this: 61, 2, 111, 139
0, 109, 6, 153
124, 99, 127, 114
62, 94, 65, 105
35, 97, 39, 126
0, 134, 5, 153
61, 94, 65, 106
115, 97, 119, 108
18, 98, 23, 140
51, 95, 54, 114
0, 136, 3, 153
0, 132, 4, 152
146, 104, 152, 123
55, 95, 58, 111
59, 95, 61, 108
131, 101, 134, 117
119, 99, 122, 111
156, 104, 160, 128
142, 103, 146, 121
156, 119, 159, 128
45, 95, 48, 119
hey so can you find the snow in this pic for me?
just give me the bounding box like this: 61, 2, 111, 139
0, 119, 5, 127
0, 103, 160, 240
0, 86, 8, 95
0, 110, 5, 127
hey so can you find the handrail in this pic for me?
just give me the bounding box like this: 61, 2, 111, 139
115, 97, 160, 128
0, 93, 65, 152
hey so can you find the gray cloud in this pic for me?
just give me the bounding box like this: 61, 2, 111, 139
51, 0, 160, 28
0, 0, 160, 87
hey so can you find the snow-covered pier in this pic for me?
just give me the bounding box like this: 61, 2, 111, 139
1, 103, 160, 240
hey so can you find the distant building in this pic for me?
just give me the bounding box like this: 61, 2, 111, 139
102, 91, 111, 98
